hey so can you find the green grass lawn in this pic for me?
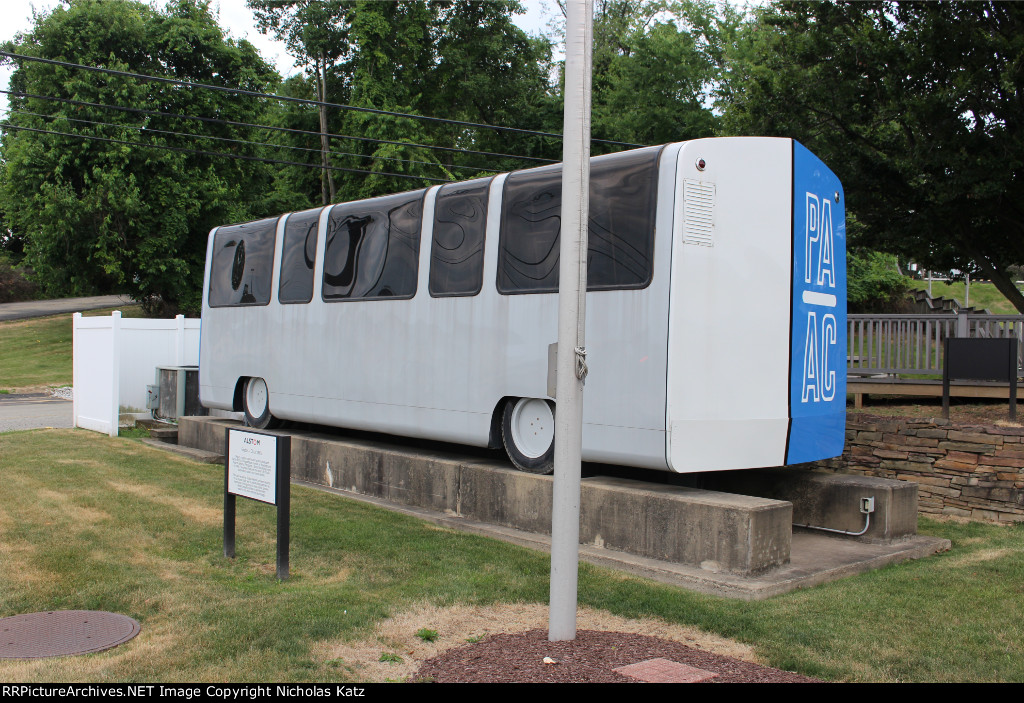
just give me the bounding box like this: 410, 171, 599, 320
0, 306, 142, 391
0, 429, 1022, 682
909, 279, 1022, 314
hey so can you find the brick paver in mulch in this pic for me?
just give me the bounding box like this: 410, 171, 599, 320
613, 657, 720, 683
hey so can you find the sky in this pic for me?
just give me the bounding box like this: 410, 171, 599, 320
0, 0, 554, 116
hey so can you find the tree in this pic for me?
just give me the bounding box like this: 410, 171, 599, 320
543, 1, 738, 148
248, 0, 354, 205
417, 1, 556, 166
722, 1, 1024, 312
0, 0, 280, 316
251, 0, 555, 203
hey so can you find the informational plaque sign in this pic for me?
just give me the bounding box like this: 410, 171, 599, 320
228, 430, 278, 504
943, 337, 1018, 421
224, 427, 291, 579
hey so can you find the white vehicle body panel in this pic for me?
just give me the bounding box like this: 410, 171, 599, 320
200, 138, 846, 473
666, 138, 793, 471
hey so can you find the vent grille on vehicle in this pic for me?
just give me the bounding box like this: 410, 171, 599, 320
683, 180, 715, 247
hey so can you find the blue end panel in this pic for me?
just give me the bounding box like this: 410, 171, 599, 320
787, 141, 847, 464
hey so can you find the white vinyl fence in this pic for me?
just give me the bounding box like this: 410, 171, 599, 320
72, 311, 200, 436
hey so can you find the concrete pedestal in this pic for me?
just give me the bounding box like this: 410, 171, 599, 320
180, 416, 791, 575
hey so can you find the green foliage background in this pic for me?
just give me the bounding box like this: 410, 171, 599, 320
2, 0, 1022, 314
846, 248, 909, 314
721, 1, 1024, 312
1, 0, 280, 315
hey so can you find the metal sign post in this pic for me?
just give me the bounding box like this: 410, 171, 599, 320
549, 0, 593, 643
224, 427, 291, 579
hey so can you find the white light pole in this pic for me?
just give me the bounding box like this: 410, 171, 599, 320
549, 0, 593, 643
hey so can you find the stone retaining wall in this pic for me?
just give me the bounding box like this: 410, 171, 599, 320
813, 415, 1024, 523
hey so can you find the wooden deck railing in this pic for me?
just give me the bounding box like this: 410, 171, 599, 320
847, 312, 1024, 377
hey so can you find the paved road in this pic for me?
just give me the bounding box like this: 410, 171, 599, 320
0, 295, 132, 322
0, 393, 73, 432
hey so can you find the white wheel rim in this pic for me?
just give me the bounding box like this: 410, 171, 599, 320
510, 398, 553, 459
246, 378, 268, 418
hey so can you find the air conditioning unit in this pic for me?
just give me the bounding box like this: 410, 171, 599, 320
151, 366, 208, 421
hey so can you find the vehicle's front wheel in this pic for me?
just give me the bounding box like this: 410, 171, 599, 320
501, 397, 555, 474
243, 377, 280, 429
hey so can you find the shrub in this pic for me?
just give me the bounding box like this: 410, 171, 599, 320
847, 248, 912, 313
0, 256, 38, 303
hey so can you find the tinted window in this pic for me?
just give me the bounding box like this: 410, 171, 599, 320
497, 146, 663, 294
498, 165, 561, 292
278, 207, 323, 304
322, 190, 425, 301
209, 217, 278, 307
429, 178, 491, 297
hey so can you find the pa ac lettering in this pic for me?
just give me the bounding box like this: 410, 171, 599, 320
805, 192, 836, 289
801, 311, 837, 403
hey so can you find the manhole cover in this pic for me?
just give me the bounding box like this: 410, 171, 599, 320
0, 611, 141, 659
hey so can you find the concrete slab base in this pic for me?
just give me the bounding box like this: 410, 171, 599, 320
180, 417, 792, 576
293, 477, 949, 600
176, 416, 950, 599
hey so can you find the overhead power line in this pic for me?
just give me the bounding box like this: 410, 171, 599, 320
0, 122, 450, 183
0, 89, 558, 164
0, 51, 646, 148
5, 107, 495, 175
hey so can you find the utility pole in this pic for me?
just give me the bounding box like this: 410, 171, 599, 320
318, 52, 335, 205
549, 0, 593, 643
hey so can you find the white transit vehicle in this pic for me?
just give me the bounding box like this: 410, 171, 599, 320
200, 137, 847, 474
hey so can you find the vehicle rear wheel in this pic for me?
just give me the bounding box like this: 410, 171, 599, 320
501, 397, 555, 474
243, 377, 280, 429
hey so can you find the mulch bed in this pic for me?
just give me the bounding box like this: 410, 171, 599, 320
411, 630, 821, 683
